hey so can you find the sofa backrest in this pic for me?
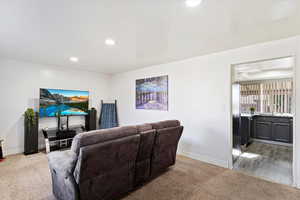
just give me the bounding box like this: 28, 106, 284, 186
72, 126, 140, 200
136, 123, 152, 132
71, 125, 138, 154
74, 135, 140, 200
134, 123, 156, 185
150, 120, 183, 177
135, 123, 155, 161
150, 120, 181, 130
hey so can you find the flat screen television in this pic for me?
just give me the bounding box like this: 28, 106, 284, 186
39, 88, 89, 117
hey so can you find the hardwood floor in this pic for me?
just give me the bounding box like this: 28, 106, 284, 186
233, 141, 293, 185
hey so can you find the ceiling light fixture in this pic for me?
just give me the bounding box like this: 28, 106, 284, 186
69, 57, 79, 63
105, 38, 116, 46
185, 0, 203, 7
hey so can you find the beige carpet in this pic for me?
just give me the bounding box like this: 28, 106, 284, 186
0, 153, 300, 200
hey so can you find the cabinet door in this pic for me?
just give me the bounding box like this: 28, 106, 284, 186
255, 121, 272, 140
272, 123, 291, 143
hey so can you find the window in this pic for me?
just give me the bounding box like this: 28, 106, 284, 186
240, 79, 293, 114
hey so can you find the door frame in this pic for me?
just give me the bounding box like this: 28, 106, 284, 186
228, 55, 297, 187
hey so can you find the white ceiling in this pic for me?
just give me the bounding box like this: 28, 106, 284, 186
0, 0, 300, 74
234, 57, 294, 81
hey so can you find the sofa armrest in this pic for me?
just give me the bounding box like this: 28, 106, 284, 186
48, 150, 80, 200
48, 150, 78, 178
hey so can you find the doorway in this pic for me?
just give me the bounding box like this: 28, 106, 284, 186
231, 56, 295, 186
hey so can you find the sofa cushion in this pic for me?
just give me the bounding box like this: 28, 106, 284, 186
150, 120, 181, 130
71, 126, 137, 154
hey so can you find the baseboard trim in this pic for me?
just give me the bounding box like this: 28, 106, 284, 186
178, 150, 228, 168
252, 139, 293, 147
4, 147, 23, 156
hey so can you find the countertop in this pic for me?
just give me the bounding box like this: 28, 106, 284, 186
241, 113, 293, 118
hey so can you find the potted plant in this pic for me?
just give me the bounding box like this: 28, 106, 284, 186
24, 108, 39, 155
250, 107, 255, 115
25, 108, 36, 126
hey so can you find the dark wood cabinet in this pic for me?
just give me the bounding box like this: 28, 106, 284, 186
272, 122, 292, 143
240, 116, 252, 146
255, 121, 272, 140
253, 116, 293, 144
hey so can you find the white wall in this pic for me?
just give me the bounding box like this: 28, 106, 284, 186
110, 36, 300, 187
0, 59, 110, 155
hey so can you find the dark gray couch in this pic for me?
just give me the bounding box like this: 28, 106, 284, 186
47, 120, 183, 200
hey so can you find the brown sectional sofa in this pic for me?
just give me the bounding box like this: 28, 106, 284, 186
47, 120, 183, 200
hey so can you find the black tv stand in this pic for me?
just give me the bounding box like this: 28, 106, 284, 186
56, 129, 77, 140
57, 115, 71, 132
42, 127, 84, 153
42, 113, 89, 153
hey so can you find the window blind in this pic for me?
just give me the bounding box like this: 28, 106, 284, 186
240, 79, 293, 114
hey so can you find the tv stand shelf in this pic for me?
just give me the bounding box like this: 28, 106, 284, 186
42, 126, 85, 153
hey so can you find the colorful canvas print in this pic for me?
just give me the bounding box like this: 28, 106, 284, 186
136, 75, 168, 110
40, 88, 89, 117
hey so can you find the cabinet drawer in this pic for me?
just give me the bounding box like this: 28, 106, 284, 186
255, 116, 273, 122
255, 116, 292, 123
271, 117, 292, 123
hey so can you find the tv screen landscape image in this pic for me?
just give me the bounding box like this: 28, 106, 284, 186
40, 88, 89, 117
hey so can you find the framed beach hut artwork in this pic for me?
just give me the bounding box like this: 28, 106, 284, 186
136, 75, 168, 111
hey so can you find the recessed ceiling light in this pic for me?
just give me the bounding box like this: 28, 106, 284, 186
69, 57, 79, 63
105, 38, 116, 46
185, 0, 202, 7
